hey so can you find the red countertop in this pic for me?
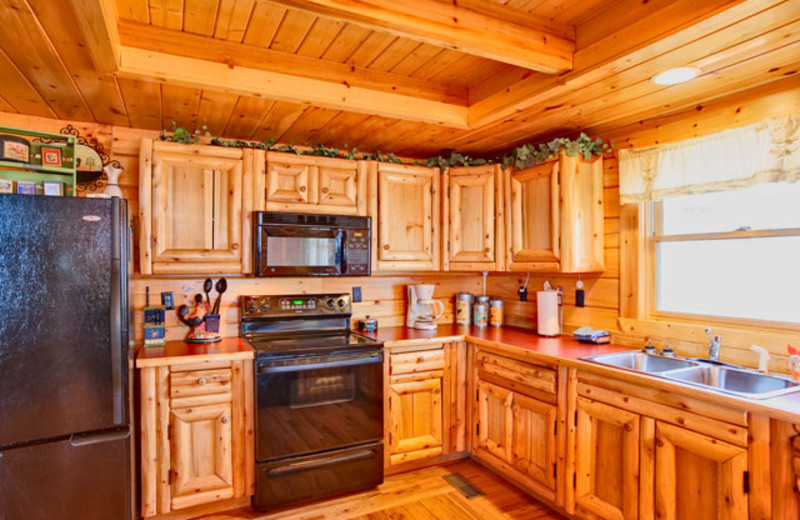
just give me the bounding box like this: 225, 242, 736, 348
136, 337, 253, 368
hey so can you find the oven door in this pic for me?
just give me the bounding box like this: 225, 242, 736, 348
256, 349, 383, 461
256, 225, 343, 276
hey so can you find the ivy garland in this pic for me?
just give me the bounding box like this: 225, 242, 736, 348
160, 121, 610, 170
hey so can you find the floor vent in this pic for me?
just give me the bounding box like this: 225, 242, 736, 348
443, 473, 486, 499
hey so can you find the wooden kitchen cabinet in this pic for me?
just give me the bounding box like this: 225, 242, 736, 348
505, 153, 604, 273
139, 359, 254, 518
471, 347, 562, 503
265, 152, 367, 215
368, 162, 440, 271
654, 421, 748, 520
442, 164, 504, 271
570, 397, 641, 520
139, 139, 259, 275
388, 373, 445, 465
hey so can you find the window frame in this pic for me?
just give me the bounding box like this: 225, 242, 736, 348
643, 198, 800, 332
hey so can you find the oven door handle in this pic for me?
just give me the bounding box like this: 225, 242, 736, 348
267, 447, 378, 478
257, 351, 383, 374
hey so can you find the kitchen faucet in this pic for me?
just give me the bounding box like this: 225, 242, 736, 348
706, 328, 722, 361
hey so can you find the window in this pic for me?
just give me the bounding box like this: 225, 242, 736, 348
648, 182, 800, 326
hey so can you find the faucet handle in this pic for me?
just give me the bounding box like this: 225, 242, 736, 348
750, 345, 770, 374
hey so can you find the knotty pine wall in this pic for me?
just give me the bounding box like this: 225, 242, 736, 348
0, 112, 481, 343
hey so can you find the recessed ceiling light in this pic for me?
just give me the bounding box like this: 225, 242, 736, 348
652, 67, 700, 85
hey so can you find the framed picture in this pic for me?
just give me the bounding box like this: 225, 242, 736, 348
41, 146, 62, 167
43, 181, 64, 196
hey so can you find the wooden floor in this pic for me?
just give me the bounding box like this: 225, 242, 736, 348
204, 460, 566, 520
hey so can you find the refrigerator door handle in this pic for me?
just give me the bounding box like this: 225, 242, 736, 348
69, 428, 130, 447
110, 198, 124, 425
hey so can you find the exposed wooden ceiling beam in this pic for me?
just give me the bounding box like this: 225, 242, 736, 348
118, 20, 468, 105
65, 0, 121, 73
117, 46, 470, 128
256, 0, 575, 74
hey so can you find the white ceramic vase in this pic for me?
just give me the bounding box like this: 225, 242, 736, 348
103, 165, 123, 198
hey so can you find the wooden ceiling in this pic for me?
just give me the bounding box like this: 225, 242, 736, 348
0, 0, 797, 156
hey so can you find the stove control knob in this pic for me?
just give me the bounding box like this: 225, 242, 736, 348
337, 298, 347, 308
326, 298, 336, 309
247, 299, 257, 314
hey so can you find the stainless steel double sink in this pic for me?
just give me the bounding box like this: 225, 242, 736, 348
580, 351, 800, 399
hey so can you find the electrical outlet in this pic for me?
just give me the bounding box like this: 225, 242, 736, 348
352, 286, 362, 302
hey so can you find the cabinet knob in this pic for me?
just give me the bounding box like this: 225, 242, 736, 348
321, 187, 329, 194
197, 378, 207, 386
221, 416, 229, 424
383, 244, 390, 250
231, 243, 239, 250
484, 247, 491, 253
299, 186, 307, 192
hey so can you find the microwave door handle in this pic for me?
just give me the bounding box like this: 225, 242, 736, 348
339, 230, 346, 275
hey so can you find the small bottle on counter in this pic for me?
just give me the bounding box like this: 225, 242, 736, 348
455, 292, 474, 326
489, 299, 504, 327
473, 295, 490, 327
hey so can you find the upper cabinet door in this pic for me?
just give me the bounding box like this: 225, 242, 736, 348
265, 153, 366, 215
140, 140, 255, 275
443, 165, 503, 271
506, 160, 560, 271
369, 163, 440, 271
560, 155, 604, 273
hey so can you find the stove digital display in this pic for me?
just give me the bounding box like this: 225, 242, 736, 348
292, 299, 304, 305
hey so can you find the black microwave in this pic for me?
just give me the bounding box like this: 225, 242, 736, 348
254, 212, 371, 277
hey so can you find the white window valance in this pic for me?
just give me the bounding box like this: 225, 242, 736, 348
618, 113, 800, 204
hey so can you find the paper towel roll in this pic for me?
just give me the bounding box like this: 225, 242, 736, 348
537, 290, 560, 336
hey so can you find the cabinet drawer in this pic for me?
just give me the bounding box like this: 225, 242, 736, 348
390, 348, 445, 375
476, 351, 556, 395
170, 369, 232, 407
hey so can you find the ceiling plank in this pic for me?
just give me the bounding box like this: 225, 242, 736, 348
64, 0, 121, 73
118, 46, 470, 127
119, 20, 467, 104
468, 0, 781, 128
256, 0, 575, 73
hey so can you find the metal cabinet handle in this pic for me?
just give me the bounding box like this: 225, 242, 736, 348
197, 378, 207, 386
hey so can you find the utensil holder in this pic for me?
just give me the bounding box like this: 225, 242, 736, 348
204, 314, 221, 333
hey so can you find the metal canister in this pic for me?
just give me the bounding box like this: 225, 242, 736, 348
358, 315, 378, 332
455, 292, 474, 326
489, 299, 504, 327
473, 296, 490, 327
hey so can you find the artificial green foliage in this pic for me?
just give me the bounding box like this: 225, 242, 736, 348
160, 121, 210, 144
500, 133, 610, 170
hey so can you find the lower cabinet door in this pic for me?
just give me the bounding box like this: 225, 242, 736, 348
654, 422, 748, 520
511, 393, 557, 492
572, 397, 641, 520
170, 403, 235, 510
476, 380, 513, 463
388, 375, 444, 465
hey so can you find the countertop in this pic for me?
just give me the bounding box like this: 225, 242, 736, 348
135, 325, 800, 423
367, 324, 800, 424
136, 337, 254, 368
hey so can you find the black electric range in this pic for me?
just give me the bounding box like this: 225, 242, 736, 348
240, 293, 384, 512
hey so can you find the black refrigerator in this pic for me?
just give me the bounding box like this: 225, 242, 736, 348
0, 194, 134, 520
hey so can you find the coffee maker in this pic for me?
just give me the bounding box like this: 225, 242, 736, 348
406, 284, 445, 330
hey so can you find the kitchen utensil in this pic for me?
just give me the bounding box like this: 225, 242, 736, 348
177, 305, 190, 326
212, 278, 227, 315
203, 278, 213, 312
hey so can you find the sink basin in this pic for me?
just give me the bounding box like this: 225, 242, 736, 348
664, 365, 800, 399
580, 351, 700, 373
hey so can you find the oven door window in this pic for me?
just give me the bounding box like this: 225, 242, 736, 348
256, 352, 383, 461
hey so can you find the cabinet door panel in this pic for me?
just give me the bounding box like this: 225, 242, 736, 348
170, 403, 234, 510
266, 161, 313, 204
512, 393, 557, 491
448, 167, 495, 265
507, 161, 560, 267
318, 164, 358, 208
149, 144, 247, 274
476, 380, 513, 463
388, 376, 444, 465
573, 397, 640, 520
560, 155, 604, 273
372, 164, 439, 270
654, 422, 748, 520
